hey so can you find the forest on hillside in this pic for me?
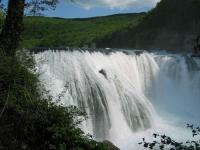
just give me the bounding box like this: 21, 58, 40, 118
1, 0, 199, 51
97, 0, 200, 51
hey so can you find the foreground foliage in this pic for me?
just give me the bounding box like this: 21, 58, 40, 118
139, 124, 200, 150
0, 51, 117, 150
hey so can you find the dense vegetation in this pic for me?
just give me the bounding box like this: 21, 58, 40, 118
4, 11, 140, 50
98, 0, 200, 51
0, 51, 119, 150
20, 13, 144, 49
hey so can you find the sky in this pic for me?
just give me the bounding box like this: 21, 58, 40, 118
45, 0, 160, 18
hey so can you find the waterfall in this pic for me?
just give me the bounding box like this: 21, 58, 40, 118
35, 50, 200, 149
152, 54, 200, 122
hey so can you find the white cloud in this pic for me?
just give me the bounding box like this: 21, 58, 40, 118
70, 0, 160, 10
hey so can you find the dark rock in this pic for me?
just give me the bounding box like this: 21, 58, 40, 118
99, 69, 107, 79
102, 140, 120, 150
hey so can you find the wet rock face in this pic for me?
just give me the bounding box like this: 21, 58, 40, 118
102, 140, 120, 150
99, 69, 107, 79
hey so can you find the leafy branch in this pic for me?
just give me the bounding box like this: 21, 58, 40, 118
139, 124, 200, 150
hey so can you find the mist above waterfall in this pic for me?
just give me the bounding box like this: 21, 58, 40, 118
35, 50, 200, 149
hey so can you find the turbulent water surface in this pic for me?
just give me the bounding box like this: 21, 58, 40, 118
35, 50, 200, 150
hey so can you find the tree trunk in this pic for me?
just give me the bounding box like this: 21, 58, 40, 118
0, 0, 25, 56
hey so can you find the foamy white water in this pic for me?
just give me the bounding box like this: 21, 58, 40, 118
35, 50, 200, 150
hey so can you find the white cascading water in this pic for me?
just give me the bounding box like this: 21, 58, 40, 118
35, 50, 200, 150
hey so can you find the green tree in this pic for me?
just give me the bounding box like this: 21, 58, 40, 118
25, 0, 58, 16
